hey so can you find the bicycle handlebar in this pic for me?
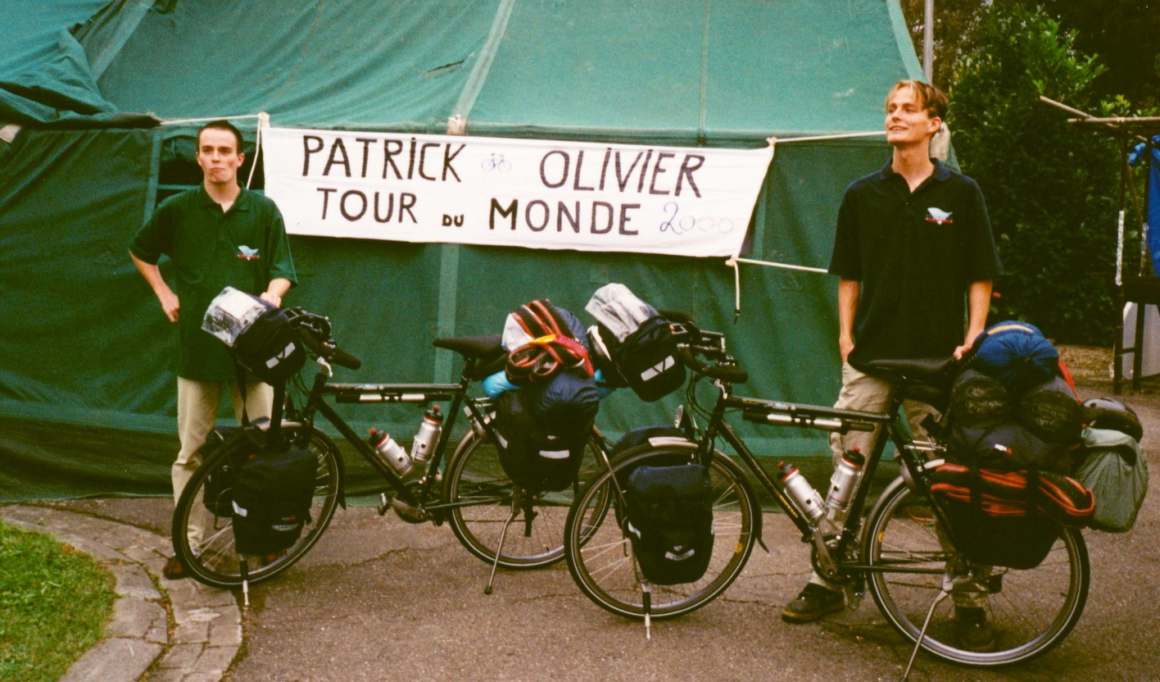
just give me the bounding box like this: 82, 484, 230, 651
676, 345, 749, 384
292, 312, 362, 370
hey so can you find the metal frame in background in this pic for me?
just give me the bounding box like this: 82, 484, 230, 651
1039, 97, 1160, 393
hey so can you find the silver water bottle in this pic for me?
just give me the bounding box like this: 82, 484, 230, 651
369, 428, 412, 476
778, 461, 826, 524
825, 449, 866, 513
411, 405, 443, 463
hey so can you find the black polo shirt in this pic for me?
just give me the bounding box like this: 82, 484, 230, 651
828, 159, 1002, 364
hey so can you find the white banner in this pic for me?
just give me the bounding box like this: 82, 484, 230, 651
263, 127, 773, 258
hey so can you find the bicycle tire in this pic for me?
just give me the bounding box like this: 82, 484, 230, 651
172, 423, 343, 589
564, 442, 759, 620
443, 428, 611, 569
862, 476, 1089, 666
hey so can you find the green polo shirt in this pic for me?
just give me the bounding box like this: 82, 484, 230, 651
130, 186, 297, 381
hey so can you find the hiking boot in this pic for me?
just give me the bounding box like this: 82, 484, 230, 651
955, 607, 996, 652
781, 583, 845, 623
162, 556, 188, 580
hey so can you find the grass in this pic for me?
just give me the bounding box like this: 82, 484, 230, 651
0, 521, 116, 682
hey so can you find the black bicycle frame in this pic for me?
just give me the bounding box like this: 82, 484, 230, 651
296, 359, 498, 511
692, 378, 946, 576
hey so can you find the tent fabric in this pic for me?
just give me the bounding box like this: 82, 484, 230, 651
0, 0, 924, 501
0, 0, 127, 126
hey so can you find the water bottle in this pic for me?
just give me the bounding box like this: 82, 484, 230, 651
778, 461, 826, 524
411, 405, 443, 463
368, 428, 412, 476
825, 449, 866, 513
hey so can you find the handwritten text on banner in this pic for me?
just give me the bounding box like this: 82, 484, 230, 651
263, 127, 774, 258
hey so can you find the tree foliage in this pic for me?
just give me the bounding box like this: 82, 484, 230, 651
901, 0, 1160, 108
947, 4, 1132, 344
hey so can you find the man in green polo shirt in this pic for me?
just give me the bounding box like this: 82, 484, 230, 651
129, 119, 297, 579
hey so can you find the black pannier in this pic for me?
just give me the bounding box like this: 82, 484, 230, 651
200, 426, 240, 517
937, 496, 1061, 570
230, 444, 317, 555
494, 385, 597, 492
624, 463, 714, 585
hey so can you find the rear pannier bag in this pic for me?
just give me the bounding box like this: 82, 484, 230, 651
931, 463, 1093, 568
1075, 427, 1148, 532
586, 284, 684, 402
625, 463, 714, 585
230, 445, 317, 555
203, 287, 306, 384
493, 387, 596, 492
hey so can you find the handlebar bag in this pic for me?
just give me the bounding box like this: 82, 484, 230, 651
624, 463, 714, 585
203, 287, 306, 384
586, 284, 684, 401
230, 443, 316, 555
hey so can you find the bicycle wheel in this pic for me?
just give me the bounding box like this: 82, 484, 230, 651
443, 428, 611, 569
862, 476, 1089, 666
172, 424, 342, 589
564, 443, 759, 620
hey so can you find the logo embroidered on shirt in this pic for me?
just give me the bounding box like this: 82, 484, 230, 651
237, 245, 260, 260
925, 208, 954, 225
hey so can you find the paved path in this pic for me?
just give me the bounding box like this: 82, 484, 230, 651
0, 505, 241, 682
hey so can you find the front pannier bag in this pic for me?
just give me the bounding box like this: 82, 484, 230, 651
625, 463, 714, 585
230, 445, 317, 555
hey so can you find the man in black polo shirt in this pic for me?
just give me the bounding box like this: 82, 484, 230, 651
781, 81, 1001, 650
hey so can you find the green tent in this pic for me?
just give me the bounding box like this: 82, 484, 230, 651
0, 0, 923, 500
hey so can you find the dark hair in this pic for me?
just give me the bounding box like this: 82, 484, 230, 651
197, 119, 245, 155
886, 80, 948, 121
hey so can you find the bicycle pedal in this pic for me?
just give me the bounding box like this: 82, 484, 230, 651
390, 497, 427, 524
377, 492, 391, 516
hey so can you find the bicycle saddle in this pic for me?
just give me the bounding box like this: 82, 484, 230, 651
853, 357, 955, 383
433, 334, 503, 359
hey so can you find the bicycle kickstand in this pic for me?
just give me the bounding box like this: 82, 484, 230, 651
239, 557, 251, 608
484, 505, 520, 595
900, 584, 952, 682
